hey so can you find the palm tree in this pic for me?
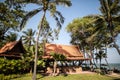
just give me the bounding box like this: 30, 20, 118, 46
83, 0, 120, 57
40, 18, 54, 57
66, 17, 99, 70
22, 28, 35, 46
50, 52, 66, 76
19, 0, 72, 79
95, 50, 106, 69
4, 32, 18, 42
0, 0, 26, 48
99, 0, 120, 55
87, 0, 120, 55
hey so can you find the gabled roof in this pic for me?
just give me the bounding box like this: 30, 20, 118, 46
0, 41, 18, 54
0, 40, 25, 58
43, 43, 89, 60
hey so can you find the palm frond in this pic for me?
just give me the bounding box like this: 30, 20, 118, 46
20, 8, 42, 30
55, 0, 72, 7
99, 0, 108, 14
52, 14, 62, 29
113, 15, 120, 22
85, 31, 99, 43
55, 11, 65, 24
7, 0, 42, 5
110, 0, 119, 11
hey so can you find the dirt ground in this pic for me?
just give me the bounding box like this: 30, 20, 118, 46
106, 73, 120, 78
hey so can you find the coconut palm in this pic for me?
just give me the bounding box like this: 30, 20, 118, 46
19, 0, 72, 79
0, 0, 25, 48
4, 32, 18, 42
22, 28, 35, 46
66, 16, 113, 70
40, 18, 55, 57
67, 18, 98, 57
99, 0, 120, 54
95, 50, 106, 69
87, 0, 120, 55
50, 52, 66, 76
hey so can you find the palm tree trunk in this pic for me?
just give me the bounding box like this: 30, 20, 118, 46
83, 46, 87, 67
105, 44, 111, 70
113, 39, 120, 55
100, 58, 101, 69
105, 58, 111, 70
32, 11, 46, 80
111, 27, 120, 55
53, 60, 57, 76
89, 44, 93, 71
92, 47, 97, 68
109, 18, 120, 55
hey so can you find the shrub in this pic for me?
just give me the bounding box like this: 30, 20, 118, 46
0, 58, 31, 74
0, 74, 4, 80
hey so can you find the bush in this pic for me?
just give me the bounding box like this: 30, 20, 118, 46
0, 74, 4, 80
0, 58, 31, 74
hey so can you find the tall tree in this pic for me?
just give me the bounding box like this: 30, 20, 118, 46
0, 0, 25, 47
5, 32, 18, 42
66, 16, 113, 70
50, 52, 66, 76
66, 17, 97, 58
82, 0, 120, 55
19, 0, 72, 79
22, 28, 35, 46
66, 17, 98, 70
95, 50, 106, 69
87, 0, 120, 55
99, 0, 120, 55
0, 32, 18, 48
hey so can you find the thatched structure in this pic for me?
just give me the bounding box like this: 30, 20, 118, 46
0, 40, 25, 59
42, 43, 91, 74
42, 43, 90, 61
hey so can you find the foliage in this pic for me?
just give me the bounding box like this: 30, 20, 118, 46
66, 17, 101, 59
37, 59, 45, 67
0, 0, 25, 29
0, 0, 26, 47
23, 44, 46, 71
99, 0, 120, 55
95, 50, 107, 69
50, 52, 66, 61
87, 0, 120, 54
0, 58, 30, 74
50, 52, 66, 76
40, 17, 54, 42
0, 32, 18, 48
4, 32, 18, 42
23, 44, 43, 59
22, 28, 36, 46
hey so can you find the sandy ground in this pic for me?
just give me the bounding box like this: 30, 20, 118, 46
68, 71, 120, 78
67, 71, 95, 74
106, 73, 120, 78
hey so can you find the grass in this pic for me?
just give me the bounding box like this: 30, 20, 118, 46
10, 73, 120, 80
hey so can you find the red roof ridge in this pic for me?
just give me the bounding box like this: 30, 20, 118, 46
46, 43, 79, 47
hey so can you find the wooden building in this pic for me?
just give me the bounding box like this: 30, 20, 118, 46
42, 43, 90, 74
43, 43, 90, 60
0, 40, 25, 59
